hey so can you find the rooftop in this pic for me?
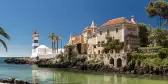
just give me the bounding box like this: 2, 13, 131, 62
102, 17, 134, 27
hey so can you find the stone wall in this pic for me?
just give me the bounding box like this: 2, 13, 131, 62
78, 53, 128, 68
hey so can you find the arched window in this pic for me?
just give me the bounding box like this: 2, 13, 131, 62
109, 58, 114, 66
117, 58, 122, 67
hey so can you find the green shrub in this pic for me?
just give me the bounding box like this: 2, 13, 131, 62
159, 48, 168, 59
141, 57, 162, 67
161, 59, 168, 66
140, 58, 168, 67
131, 52, 159, 59
138, 46, 162, 50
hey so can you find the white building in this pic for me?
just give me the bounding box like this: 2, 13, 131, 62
87, 16, 140, 55
31, 30, 64, 59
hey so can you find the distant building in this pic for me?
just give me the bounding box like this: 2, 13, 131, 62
87, 16, 139, 55
67, 16, 139, 55
67, 20, 98, 54
67, 16, 140, 67
31, 30, 64, 59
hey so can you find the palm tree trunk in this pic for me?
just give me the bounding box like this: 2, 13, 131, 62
55, 41, 56, 53
57, 40, 58, 53
54, 42, 56, 53
52, 42, 53, 53
53, 42, 54, 53
61, 40, 62, 52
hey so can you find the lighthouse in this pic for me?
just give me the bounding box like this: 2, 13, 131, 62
30, 30, 65, 58
32, 30, 39, 53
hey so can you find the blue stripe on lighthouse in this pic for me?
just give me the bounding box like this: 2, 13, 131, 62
34, 40, 38, 43
34, 46, 38, 49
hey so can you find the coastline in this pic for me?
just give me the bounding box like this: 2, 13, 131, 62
4, 58, 168, 76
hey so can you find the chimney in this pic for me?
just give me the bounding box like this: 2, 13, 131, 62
131, 16, 135, 24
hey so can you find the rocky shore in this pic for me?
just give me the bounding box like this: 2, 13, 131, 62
37, 61, 168, 76
0, 78, 31, 84
4, 57, 168, 76
4, 58, 38, 64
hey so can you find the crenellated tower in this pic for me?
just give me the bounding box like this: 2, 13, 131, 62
32, 30, 39, 53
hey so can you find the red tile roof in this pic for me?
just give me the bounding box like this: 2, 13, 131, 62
75, 35, 82, 40
102, 17, 134, 27
33, 30, 37, 34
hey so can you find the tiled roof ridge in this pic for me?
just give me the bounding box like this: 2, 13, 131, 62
102, 17, 133, 26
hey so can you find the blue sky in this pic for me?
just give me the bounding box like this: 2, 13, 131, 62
0, 0, 163, 57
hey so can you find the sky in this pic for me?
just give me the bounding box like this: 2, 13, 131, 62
0, 0, 164, 57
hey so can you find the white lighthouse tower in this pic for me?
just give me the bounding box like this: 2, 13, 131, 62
32, 30, 39, 52
31, 30, 39, 58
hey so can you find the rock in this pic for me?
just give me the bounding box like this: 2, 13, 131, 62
153, 67, 159, 75
4, 58, 31, 64
159, 66, 164, 74
0, 78, 31, 84
139, 67, 144, 75
149, 66, 153, 74
7, 78, 15, 83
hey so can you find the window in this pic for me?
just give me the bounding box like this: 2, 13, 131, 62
107, 29, 109, 34
98, 42, 100, 47
94, 45, 96, 48
100, 31, 102, 35
126, 40, 129, 45
34, 40, 38, 43
98, 50, 100, 54
116, 28, 118, 33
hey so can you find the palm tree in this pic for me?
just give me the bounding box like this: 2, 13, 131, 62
55, 36, 59, 53
58, 37, 62, 52
0, 27, 10, 52
49, 33, 56, 53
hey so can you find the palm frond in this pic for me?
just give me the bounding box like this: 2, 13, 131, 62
0, 39, 7, 52
48, 33, 56, 42
0, 27, 10, 40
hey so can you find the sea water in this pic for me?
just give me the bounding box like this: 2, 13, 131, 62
0, 57, 168, 84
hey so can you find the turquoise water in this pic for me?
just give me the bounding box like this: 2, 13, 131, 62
1, 57, 168, 84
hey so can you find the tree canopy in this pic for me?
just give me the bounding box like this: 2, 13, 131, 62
137, 23, 149, 47
146, 0, 168, 27
103, 37, 124, 53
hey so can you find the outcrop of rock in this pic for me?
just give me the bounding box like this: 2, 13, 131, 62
4, 58, 38, 64
37, 58, 168, 76
0, 78, 31, 84
4, 57, 168, 76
